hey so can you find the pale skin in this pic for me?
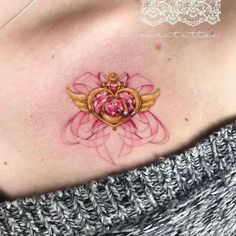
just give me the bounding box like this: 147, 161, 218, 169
0, 0, 236, 200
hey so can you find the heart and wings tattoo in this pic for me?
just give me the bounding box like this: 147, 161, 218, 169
61, 72, 169, 164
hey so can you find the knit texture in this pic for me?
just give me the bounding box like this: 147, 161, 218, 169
0, 121, 236, 236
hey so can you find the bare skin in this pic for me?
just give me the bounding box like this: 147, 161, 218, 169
0, 0, 236, 200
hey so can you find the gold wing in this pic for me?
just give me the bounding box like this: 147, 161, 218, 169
140, 89, 160, 112
67, 88, 89, 112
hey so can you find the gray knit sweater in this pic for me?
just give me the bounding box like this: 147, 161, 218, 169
0, 121, 236, 236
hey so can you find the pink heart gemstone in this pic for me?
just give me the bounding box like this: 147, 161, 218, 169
104, 99, 124, 117
92, 91, 136, 119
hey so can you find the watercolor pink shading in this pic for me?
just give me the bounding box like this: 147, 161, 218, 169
61, 72, 169, 164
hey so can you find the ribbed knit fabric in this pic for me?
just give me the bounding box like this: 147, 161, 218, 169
0, 121, 236, 236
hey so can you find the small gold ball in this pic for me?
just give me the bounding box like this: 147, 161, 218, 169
108, 73, 119, 82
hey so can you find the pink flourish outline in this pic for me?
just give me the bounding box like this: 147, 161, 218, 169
61, 72, 169, 164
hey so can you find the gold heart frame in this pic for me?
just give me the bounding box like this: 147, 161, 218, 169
87, 87, 141, 129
